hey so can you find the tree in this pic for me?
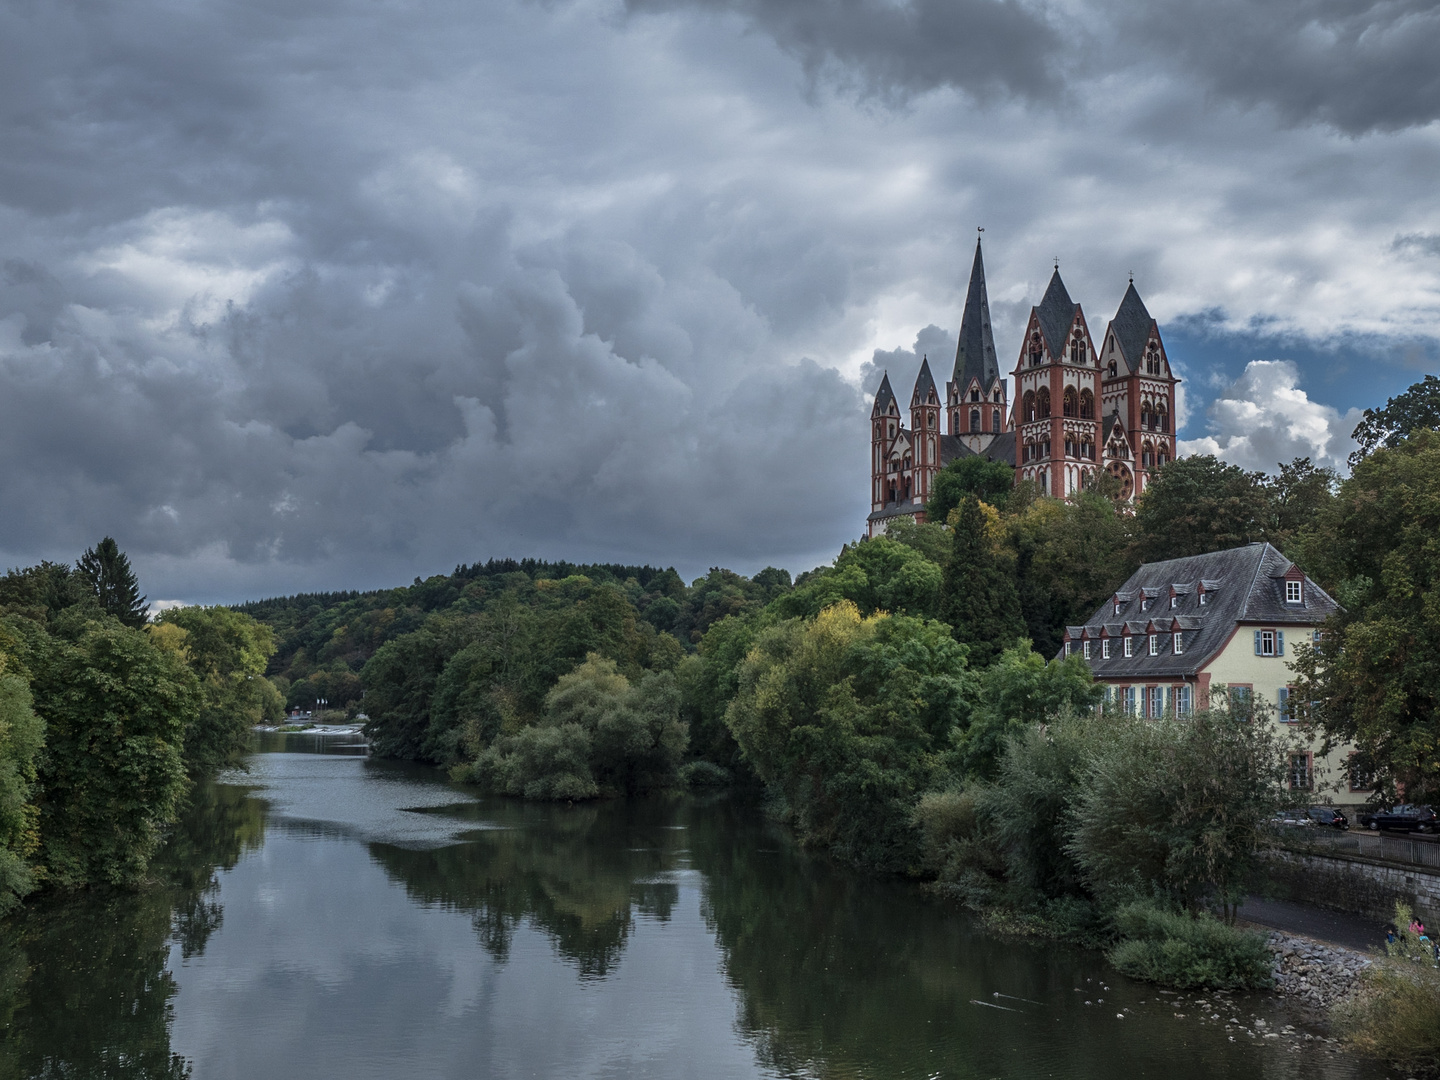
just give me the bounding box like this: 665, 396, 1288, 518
1266, 456, 1338, 562
28, 616, 198, 888
154, 606, 283, 776
1350, 373, 1440, 463
1289, 429, 1440, 800
1130, 456, 1271, 564
939, 496, 1025, 667
0, 562, 89, 620
725, 602, 974, 871
76, 538, 148, 628
0, 656, 43, 914
769, 537, 943, 621
926, 456, 1015, 523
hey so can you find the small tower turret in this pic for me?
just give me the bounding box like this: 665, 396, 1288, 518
910, 357, 941, 507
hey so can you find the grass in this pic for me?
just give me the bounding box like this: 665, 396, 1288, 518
1106, 901, 1274, 990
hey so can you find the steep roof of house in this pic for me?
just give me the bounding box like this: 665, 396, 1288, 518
1109, 281, 1154, 375
952, 237, 1001, 389
1035, 268, 1077, 358
1061, 542, 1342, 679
911, 356, 938, 407
939, 430, 1017, 468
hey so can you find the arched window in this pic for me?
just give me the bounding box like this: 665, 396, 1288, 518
992, 387, 1002, 402
1107, 358, 1117, 378
1029, 332, 1044, 367
970, 408, 981, 431
992, 408, 1002, 431
1036, 387, 1051, 417
1141, 441, 1154, 468
1079, 389, 1094, 419
1063, 388, 1077, 417
1145, 347, 1162, 375
1070, 332, 1085, 364
1157, 401, 1169, 433
1023, 391, 1036, 423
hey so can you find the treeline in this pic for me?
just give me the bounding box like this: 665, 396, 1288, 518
0, 540, 283, 914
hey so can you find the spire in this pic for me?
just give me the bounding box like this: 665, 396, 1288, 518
952, 236, 999, 389
911, 355, 937, 407
1109, 280, 1154, 374
1034, 267, 1076, 358
872, 371, 896, 415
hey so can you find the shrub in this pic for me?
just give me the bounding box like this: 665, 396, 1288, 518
1333, 902, 1440, 1073
477, 724, 599, 801
912, 787, 1006, 907
679, 760, 731, 788
1107, 901, 1273, 990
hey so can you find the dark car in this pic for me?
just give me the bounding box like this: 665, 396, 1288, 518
1357, 804, 1437, 832
1307, 806, 1348, 829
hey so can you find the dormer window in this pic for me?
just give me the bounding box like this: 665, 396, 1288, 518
1113, 598, 1122, 615
1148, 634, 1158, 656
1198, 591, 1207, 606
1124, 637, 1134, 658
1101, 638, 1110, 659
1173, 632, 1183, 654
1082, 640, 1091, 659
1140, 597, 1150, 612
1286, 579, 1303, 604
1169, 595, 1177, 609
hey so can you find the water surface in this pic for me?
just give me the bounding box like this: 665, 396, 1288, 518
1, 733, 1391, 1079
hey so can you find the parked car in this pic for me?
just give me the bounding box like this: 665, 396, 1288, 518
1306, 806, 1349, 829
1357, 804, 1438, 832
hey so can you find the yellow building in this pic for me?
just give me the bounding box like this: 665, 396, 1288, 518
1060, 542, 1366, 807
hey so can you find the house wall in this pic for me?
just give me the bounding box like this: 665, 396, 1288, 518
1203, 624, 1367, 807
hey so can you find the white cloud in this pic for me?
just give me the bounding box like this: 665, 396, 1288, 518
1178, 359, 1361, 472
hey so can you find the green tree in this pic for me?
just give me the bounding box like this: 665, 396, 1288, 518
75, 537, 148, 628
1266, 456, 1338, 562
926, 456, 1015, 523
676, 614, 758, 774
953, 643, 1100, 779
939, 496, 1024, 667
28, 615, 198, 887
154, 606, 283, 776
0, 562, 90, 620
1130, 456, 1271, 564
770, 537, 943, 621
1350, 373, 1440, 463
0, 657, 44, 914
876, 517, 950, 566
1289, 429, 1440, 800
725, 602, 974, 871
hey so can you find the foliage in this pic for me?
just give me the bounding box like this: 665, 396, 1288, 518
939, 496, 1024, 667
1289, 429, 1440, 801
770, 537, 943, 621
154, 606, 283, 776
0, 667, 43, 914
0, 561, 91, 621
676, 614, 758, 776
952, 643, 1101, 780
1107, 901, 1273, 990
76, 537, 149, 628
1130, 456, 1271, 564
926, 455, 1015, 522
472, 655, 687, 799
1334, 902, 1440, 1073
26, 614, 199, 888
1067, 709, 1294, 915
726, 602, 973, 871
876, 517, 950, 566
1350, 372, 1440, 463
1266, 457, 1338, 560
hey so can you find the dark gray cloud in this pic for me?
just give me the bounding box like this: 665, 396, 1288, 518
0, 0, 1435, 601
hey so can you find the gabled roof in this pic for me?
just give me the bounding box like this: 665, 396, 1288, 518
1109, 281, 1155, 375
1034, 268, 1077, 358
872, 372, 897, 415
1062, 542, 1342, 679
952, 237, 1000, 389
939, 430, 1017, 468
911, 356, 938, 407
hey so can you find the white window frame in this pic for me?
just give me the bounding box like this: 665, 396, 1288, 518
1285, 579, 1302, 604
1170, 595, 1177, 609
1124, 636, 1134, 658
1175, 685, 1193, 716
1149, 686, 1164, 718
1101, 638, 1110, 659
1148, 634, 1158, 656
1172, 631, 1183, 654
1198, 591, 1207, 605
1260, 629, 1276, 656
1082, 640, 1091, 659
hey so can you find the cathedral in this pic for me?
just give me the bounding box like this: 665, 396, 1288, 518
867, 238, 1179, 537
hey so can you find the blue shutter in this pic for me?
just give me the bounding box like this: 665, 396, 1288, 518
1277, 630, 1285, 656
1278, 686, 1289, 722
1254, 630, 1262, 655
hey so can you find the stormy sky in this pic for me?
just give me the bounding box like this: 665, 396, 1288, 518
2, 0, 1438, 603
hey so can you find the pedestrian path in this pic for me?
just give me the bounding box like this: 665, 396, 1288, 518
1237, 896, 1383, 952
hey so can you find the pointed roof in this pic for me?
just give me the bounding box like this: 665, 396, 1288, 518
1034, 268, 1077, 358
1110, 281, 1155, 374
873, 371, 896, 414
911, 356, 938, 407
952, 237, 1000, 389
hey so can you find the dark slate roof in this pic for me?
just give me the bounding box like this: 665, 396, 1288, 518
1109, 282, 1154, 375
1060, 542, 1342, 679
952, 238, 1000, 389
911, 356, 938, 406
939, 430, 1017, 468
1035, 268, 1076, 358
872, 372, 896, 414
867, 501, 925, 524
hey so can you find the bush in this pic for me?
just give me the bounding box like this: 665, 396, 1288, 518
1333, 902, 1440, 1073
1107, 901, 1273, 990
679, 760, 731, 788
478, 723, 599, 801
912, 787, 1006, 908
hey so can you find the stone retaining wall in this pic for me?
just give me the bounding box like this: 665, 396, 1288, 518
1262, 847, 1440, 924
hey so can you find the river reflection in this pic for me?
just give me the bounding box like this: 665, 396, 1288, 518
0, 735, 1392, 1079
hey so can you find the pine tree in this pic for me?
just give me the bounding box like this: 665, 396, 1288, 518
939, 496, 1025, 667
76, 537, 148, 628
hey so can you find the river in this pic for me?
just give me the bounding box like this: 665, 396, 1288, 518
0, 733, 1391, 1079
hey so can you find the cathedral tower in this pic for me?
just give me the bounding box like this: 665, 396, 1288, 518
946, 236, 1008, 452
910, 357, 941, 506
1097, 281, 1177, 499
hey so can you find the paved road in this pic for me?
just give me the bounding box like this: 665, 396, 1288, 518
1236, 896, 1386, 952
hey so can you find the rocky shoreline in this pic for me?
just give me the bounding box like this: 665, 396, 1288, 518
1265, 929, 1372, 1011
